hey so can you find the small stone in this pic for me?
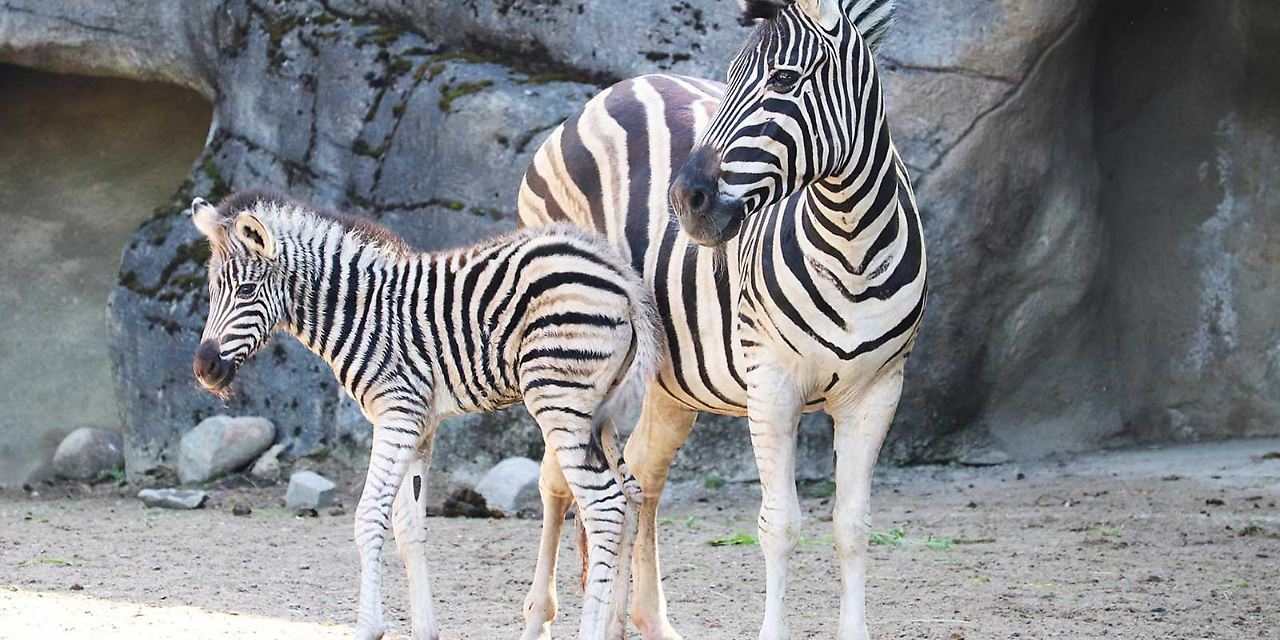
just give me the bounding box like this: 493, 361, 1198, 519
178, 415, 275, 484
137, 488, 208, 510
295, 508, 319, 518
70, 583, 83, 591
443, 487, 493, 518
474, 457, 541, 516
52, 428, 124, 481
231, 504, 252, 516
285, 471, 337, 510
327, 507, 346, 517
249, 443, 287, 483
956, 445, 1012, 467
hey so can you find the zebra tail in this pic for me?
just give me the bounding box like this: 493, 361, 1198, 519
578, 280, 662, 592
586, 283, 663, 465
577, 512, 589, 592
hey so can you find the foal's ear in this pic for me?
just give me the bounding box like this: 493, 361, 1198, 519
795, 0, 841, 30
233, 212, 278, 260
190, 197, 226, 241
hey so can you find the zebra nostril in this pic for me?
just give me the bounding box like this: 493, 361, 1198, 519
193, 340, 224, 380
689, 188, 709, 214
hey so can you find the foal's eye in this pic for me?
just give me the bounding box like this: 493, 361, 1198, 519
767, 69, 802, 91
235, 283, 259, 298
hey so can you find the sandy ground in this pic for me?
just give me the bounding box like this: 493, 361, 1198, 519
2, 438, 1278, 640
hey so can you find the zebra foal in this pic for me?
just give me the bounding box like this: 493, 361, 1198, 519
188, 190, 658, 640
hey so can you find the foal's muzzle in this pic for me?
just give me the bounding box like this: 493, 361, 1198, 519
193, 339, 235, 391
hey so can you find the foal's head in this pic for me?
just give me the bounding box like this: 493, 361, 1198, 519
189, 193, 290, 395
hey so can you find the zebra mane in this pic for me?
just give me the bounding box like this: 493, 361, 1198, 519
216, 190, 412, 256
737, 0, 896, 52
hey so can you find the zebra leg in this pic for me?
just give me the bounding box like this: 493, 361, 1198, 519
355, 420, 422, 640
597, 417, 643, 639
527, 391, 629, 640
392, 429, 439, 640
624, 392, 697, 640
747, 368, 805, 640
827, 363, 904, 640
521, 448, 574, 640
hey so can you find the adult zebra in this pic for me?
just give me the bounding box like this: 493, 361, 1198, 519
188, 191, 659, 640
517, 1, 924, 639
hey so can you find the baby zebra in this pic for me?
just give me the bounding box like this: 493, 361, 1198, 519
189, 191, 658, 640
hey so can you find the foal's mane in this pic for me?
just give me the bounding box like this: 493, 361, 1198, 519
217, 190, 412, 256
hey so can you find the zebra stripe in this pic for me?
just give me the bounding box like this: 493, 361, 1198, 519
518, 1, 923, 639
190, 191, 656, 640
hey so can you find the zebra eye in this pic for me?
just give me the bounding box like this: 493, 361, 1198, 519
235, 283, 258, 298
767, 69, 801, 91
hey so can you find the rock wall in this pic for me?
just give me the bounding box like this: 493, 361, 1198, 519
0, 64, 210, 484
1095, 0, 1280, 444
1, 0, 1278, 484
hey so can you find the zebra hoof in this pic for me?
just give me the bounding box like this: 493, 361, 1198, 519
354, 621, 386, 640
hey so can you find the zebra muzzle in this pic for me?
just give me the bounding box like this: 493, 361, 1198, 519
670, 145, 746, 246
193, 339, 235, 390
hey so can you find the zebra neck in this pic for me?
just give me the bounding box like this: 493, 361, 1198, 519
802, 120, 902, 271
279, 233, 406, 395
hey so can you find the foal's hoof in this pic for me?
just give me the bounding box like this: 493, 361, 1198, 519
354, 621, 386, 640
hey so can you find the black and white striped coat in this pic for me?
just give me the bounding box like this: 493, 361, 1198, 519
190, 191, 658, 640
518, 1, 923, 639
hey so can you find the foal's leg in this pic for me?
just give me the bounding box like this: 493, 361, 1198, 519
625, 392, 697, 640
392, 427, 439, 640
355, 419, 422, 640
597, 417, 643, 639
525, 388, 631, 640
521, 448, 575, 640
746, 366, 805, 640
827, 363, 904, 640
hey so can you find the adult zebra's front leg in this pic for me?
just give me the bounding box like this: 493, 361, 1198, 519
355, 418, 423, 640
827, 363, 904, 640
746, 365, 806, 640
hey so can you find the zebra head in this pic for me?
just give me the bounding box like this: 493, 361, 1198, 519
670, 0, 894, 246
189, 195, 287, 395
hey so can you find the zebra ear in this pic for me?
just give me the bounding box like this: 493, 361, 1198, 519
190, 197, 226, 242
233, 212, 278, 260
846, 0, 895, 52
795, 0, 842, 29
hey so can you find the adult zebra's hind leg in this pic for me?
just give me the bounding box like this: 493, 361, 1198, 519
624, 392, 697, 640
521, 448, 575, 640
355, 419, 422, 640
392, 428, 439, 640
827, 363, 904, 640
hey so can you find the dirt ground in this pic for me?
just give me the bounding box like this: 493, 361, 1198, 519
2, 438, 1278, 640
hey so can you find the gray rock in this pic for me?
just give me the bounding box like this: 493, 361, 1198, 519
2, 0, 1277, 478
178, 415, 275, 484
248, 443, 287, 483
52, 428, 123, 481
473, 457, 540, 516
956, 446, 1013, 468
285, 470, 337, 510
138, 488, 208, 510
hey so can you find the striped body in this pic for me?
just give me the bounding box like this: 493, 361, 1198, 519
191, 192, 656, 640
521, 75, 924, 416
517, 2, 924, 639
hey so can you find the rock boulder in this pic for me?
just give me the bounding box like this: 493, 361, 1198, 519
177, 415, 275, 483
52, 428, 124, 481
